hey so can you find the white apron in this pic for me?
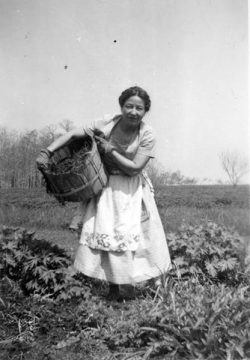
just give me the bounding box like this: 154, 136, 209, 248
74, 173, 171, 284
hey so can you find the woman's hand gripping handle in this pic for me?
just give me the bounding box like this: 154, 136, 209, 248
36, 148, 53, 171
94, 135, 115, 155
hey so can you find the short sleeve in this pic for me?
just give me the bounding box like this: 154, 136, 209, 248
83, 114, 119, 137
137, 125, 156, 158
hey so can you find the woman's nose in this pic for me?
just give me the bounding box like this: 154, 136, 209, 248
131, 107, 137, 115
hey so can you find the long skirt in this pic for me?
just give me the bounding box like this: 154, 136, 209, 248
74, 174, 171, 284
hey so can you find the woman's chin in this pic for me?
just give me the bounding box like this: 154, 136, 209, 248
127, 118, 141, 127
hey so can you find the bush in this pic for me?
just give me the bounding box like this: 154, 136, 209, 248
167, 221, 248, 286
0, 226, 90, 301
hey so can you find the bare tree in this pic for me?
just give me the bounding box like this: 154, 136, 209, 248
145, 159, 166, 188
59, 119, 75, 133
219, 150, 249, 186
146, 160, 197, 187
40, 124, 58, 145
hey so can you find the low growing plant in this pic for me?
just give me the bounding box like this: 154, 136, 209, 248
134, 278, 250, 360
167, 221, 247, 285
0, 226, 90, 300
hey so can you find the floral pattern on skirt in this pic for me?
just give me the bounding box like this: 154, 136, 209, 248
83, 231, 140, 252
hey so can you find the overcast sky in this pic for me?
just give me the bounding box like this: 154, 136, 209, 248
0, 0, 248, 183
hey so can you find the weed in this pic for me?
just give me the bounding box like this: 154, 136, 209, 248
167, 222, 248, 286
0, 226, 90, 301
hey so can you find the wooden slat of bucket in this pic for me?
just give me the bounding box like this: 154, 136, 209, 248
63, 174, 75, 193
78, 174, 93, 199
42, 135, 108, 202
45, 173, 63, 194
67, 174, 84, 195
55, 174, 71, 193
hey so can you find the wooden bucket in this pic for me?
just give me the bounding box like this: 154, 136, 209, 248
42, 132, 108, 203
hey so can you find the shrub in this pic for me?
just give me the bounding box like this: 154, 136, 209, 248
0, 226, 90, 301
167, 221, 248, 286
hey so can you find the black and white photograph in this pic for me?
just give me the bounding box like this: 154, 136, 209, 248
0, 0, 249, 359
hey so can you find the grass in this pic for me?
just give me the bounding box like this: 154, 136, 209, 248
161, 206, 250, 235
1, 185, 249, 245
0, 185, 249, 260
156, 185, 250, 232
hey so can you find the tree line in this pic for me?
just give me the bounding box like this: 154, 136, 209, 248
0, 121, 248, 189
0, 120, 74, 189
0, 120, 199, 189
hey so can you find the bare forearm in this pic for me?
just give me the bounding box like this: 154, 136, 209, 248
47, 129, 86, 153
94, 134, 150, 176
110, 150, 149, 177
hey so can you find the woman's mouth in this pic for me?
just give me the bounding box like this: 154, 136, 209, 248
128, 116, 138, 120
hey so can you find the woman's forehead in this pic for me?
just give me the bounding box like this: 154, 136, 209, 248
124, 95, 145, 105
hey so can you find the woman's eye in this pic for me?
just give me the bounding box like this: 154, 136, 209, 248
124, 104, 144, 111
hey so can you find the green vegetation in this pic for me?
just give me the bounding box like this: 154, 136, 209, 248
157, 185, 250, 236
0, 185, 250, 359
1, 185, 249, 234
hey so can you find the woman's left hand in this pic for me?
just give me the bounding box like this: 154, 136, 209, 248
95, 135, 115, 155
36, 149, 53, 171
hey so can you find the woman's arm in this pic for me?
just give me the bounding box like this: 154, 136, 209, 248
47, 128, 86, 153
94, 135, 151, 177
108, 150, 150, 177
36, 128, 89, 170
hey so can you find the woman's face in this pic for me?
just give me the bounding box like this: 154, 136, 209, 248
121, 95, 146, 127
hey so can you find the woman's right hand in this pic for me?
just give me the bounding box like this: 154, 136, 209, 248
94, 135, 115, 155
36, 149, 53, 171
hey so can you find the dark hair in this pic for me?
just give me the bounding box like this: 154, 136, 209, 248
118, 86, 151, 112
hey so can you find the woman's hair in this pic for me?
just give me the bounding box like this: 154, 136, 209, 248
118, 86, 151, 112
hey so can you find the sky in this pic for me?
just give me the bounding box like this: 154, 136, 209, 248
0, 0, 249, 183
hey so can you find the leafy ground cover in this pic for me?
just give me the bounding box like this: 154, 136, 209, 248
0, 186, 250, 359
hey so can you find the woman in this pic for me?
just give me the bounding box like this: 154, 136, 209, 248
36, 86, 171, 300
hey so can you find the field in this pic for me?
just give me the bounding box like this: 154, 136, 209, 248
1, 185, 249, 251
0, 185, 250, 359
